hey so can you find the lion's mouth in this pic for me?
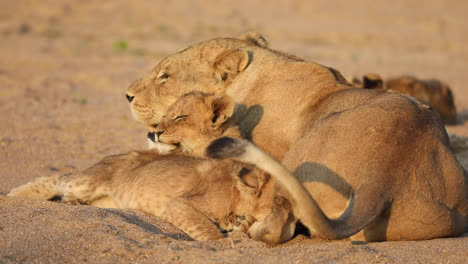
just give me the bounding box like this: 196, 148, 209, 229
147, 139, 178, 153
147, 132, 181, 154
158, 138, 181, 149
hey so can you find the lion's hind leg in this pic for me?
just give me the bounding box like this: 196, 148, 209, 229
56, 172, 112, 205
7, 172, 110, 206
163, 198, 224, 241
384, 196, 466, 241
8, 174, 61, 200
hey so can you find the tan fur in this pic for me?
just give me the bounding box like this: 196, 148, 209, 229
353, 73, 457, 124
8, 93, 295, 242
126, 33, 351, 160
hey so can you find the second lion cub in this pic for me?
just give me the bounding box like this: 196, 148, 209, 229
8, 93, 291, 242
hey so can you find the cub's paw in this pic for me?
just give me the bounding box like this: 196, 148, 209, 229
217, 214, 254, 233
234, 215, 255, 232
61, 195, 80, 205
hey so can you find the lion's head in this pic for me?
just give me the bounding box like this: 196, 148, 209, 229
146, 92, 236, 157
125, 33, 270, 130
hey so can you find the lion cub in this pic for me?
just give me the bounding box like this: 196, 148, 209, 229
149, 91, 296, 244
8, 93, 289, 241
352, 73, 457, 124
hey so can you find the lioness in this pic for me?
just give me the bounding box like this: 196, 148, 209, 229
352, 73, 457, 124
8, 93, 293, 241
126, 33, 467, 241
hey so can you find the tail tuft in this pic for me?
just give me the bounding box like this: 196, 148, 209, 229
206, 137, 248, 159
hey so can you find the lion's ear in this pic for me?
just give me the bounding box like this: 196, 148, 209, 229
239, 32, 269, 48
210, 94, 235, 128
213, 49, 250, 84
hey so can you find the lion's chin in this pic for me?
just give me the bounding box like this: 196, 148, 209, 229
147, 139, 178, 154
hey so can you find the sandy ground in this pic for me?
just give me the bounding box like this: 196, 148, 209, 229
1, 0, 467, 263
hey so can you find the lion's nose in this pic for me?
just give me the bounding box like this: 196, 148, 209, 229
147, 131, 156, 142
126, 94, 135, 103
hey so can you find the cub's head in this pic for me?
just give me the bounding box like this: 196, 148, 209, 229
386, 76, 457, 124
147, 92, 236, 157
125, 32, 269, 129
353, 74, 457, 124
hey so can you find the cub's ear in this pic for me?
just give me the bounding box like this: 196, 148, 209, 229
362, 73, 383, 89
209, 94, 235, 128
239, 32, 269, 48
213, 49, 251, 84
439, 82, 453, 99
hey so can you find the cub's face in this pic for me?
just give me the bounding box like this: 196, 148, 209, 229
147, 92, 234, 157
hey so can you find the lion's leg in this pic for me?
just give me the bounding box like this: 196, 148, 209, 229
8, 174, 61, 200
163, 198, 224, 241
7, 172, 111, 206
384, 196, 466, 240
57, 172, 112, 205
349, 207, 390, 241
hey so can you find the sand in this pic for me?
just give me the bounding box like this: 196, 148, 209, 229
0, 0, 467, 263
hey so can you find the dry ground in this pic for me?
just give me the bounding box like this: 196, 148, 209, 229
0, 0, 467, 263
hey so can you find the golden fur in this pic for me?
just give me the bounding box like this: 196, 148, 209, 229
353, 73, 457, 124
126, 34, 467, 242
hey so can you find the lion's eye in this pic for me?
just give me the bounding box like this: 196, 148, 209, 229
151, 123, 159, 129
174, 115, 188, 121
159, 73, 169, 80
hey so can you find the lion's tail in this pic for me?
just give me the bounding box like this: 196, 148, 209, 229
206, 137, 384, 240
8, 174, 62, 200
